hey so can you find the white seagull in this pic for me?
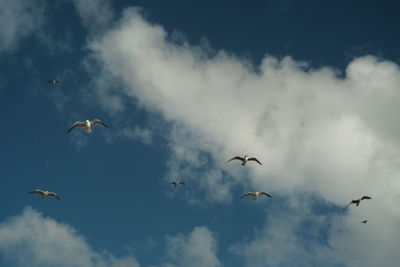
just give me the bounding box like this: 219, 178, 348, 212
48, 80, 60, 84
29, 189, 60, 200
170, 181, 185, 187
347, 196, 372, 207
240, 191, 272, 200
228, 155, 262, 166
67, 119, 109, 134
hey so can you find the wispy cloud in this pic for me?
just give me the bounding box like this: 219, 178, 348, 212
0, 207, 139, 267
73, 0, 114, 34
0, 0, 45, 53
120, 126, 153, 144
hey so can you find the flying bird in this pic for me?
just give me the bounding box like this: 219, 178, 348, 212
361, 220, 368, 224
48, 80, 60, 84
228, 155, 262, 166
240, 191, 271, 200
170, 181, 185, 187
29, 189, 60, 200
347, 196, 372, 207
67, 119, 109, 134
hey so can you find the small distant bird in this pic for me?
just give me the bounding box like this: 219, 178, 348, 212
228, 155, 262, 166
29, 189, 60, 200
361, 220, 368, 224
48, 80, 60, 84
67, 119, 109, 134
347, 196, 372, 207
170, 181, 185, 187
240, 191, 271, 200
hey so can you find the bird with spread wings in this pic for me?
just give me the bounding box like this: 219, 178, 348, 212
240, 191, 271, 200
29, 189, 60, 200
228, 155, 262, 166
170, 181, 185, 187
67, 119, 109, 134
347, 196, 372, 207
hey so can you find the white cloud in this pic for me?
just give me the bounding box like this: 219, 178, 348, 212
0, 0, 45, 52
73, 0, 114, 34
0, 207, 139, 267
120, 126, 153, 145
162, 227, 220, 267
83, 7, 400, 266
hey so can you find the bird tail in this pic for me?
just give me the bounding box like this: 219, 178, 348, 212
85, 127, 92, 134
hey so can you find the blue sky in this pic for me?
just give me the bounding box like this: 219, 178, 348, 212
1, 0, 400, 266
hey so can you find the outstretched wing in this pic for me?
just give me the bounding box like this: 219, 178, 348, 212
178, 181, 185, 185
67, 121, 85, 133
240, 192, 253, 199
48, 192, 60, 200
29, 189, 44, 195
228, 156, 244, 162
260, 192, 272, 198
361, 196, 372, 200
346, 199, 357, 207
248, 157, 262, 165
90, 119, 109, 128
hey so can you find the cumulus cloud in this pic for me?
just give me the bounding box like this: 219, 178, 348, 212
0, 207, 139, 267
0, 0, 45, 52
162, 226, 220, 267
81, 7, 400, 266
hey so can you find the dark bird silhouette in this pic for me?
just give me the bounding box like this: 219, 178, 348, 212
228, 155, 262, 166
170, 181, 185, 187
347, 196, 372, 207
48, 80, 60, 84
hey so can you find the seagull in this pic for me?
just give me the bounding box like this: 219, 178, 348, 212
29, 189, 60, 200
228, 155, 262, 166
361, 220, 368, 224
48, 80, 60, 84
347, 196, 372, 207
240, 191, 272, 200
67, 119, 109, 134
170, 181, 185, 187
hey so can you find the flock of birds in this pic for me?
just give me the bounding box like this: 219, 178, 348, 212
29, 80, 371, 224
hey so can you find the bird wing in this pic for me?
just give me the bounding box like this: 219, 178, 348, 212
240, 192, 253, 199
346, 200, 357, 206
67, 122, 85, 133
29, 189, 44, 194
48, 192, 60, 200
90, 119, 109, 128
361, 196, 372, 200
178, 182, 185, 185
260, 192, 272, 198
228, 156, 244, 162
248, 157, 262, 165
